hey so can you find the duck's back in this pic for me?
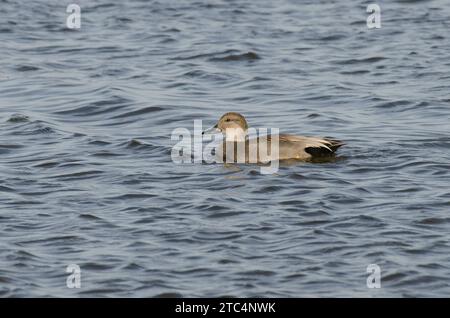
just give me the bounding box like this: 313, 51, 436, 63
217, 134, 343, 162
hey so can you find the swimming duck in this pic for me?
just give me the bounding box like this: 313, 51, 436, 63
202, 112, 343, 162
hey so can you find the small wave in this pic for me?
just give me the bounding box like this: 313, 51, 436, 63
206, 211, 246, 218
172, 50, 260, 62
182, 70, 234, 81
340, 70, 370, 75
111, 106, 165, 119
33, 161, 59, 168
79, 214, 103, 221
55, 96, 132, 117
154, 292, 183, 298
123, 139, 144, 148
416, 217, 450, 225
0, 143, 22, 155
209, 52, 260, 62
318, 34, 347, 41
375, 100, 412, 108
121, 139, 161, 152
7, 114, 30, 123
15, 65, 40, 72
90, 150, 123, 157
171, 49, 238, 61
81, 262, 116, 271
335, 56, 387, 65
0, 185, 15, 192
107, 193, 157, 200
50, 170, 104, 180
237, 270, 276, 277
7, 119, 57, 135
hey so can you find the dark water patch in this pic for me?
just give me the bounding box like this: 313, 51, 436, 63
0, 276, 14, 284
132, 217, 156, 224
107, 193, 157, 200
122, 139, 154, 150
383, 272, 409, 283
416, 217, 450, 225
326, 215, 385, 229
0, 185, 15, 192
206, 211, 246, 218
209, 52, 260, 62
258, 185, 284, 193
0, 143, 23, 150
81, 262, 116, 271
293, 219, 331, 226
5, 200, 44, 206
79, 214, 103, 221
20, 190, 55, 196
88, 139, 112, 146
90, 150, 123, 157
6, 250, 39, 262
55, 98, 131, 117
9, 121, 56, 135
15, 65, 40, 72
121, 262, 146, 270
183, 70, 235, 81
340, 70, 370, 75
192, 231, 242, 241
375, 100, 412, 109
110, 106, 165, 119
278, 199, 305, 206
288, 173, 306, 180
171, 268, 218, 275
162, 27, 180, 33
388, 273, 442, 288
119, 139, 164, 154
237, 270, 276, 277
370, 80, 399, 85
350, 20, 366, 26
301, 210, 331, 217
335, 56, 387, 65
171, 49, 239, 61
19, 235, 85, 246
7, 114, 30, 123
49, 170, 104, 180
36, 126, 54, 134
318, 34, 347, 41
196, 204, 228, 212
417, 263, 447, 270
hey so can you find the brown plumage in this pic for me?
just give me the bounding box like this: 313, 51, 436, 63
203, 112, 344, 163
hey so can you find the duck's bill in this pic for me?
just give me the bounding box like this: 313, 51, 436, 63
202, 125, 221, 135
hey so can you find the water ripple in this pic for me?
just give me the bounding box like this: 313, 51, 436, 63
0, 0, 449, 298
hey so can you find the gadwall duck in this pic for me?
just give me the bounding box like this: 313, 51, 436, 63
202, 112, 343, 162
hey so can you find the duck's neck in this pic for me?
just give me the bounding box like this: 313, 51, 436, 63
224, 128, 247, 142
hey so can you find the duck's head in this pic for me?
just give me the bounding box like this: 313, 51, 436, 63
203, 112, 248, 141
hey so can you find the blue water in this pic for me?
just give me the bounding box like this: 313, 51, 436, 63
1, 0, 450, 297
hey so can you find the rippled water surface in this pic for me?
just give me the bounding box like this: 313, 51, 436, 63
1, 0, 450, 297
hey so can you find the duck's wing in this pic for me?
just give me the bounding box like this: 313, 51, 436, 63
278, 134, 344, 156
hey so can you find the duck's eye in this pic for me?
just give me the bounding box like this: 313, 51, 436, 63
226, 119, 231, 122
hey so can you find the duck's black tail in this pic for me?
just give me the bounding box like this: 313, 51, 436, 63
324, 138, 345, 152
